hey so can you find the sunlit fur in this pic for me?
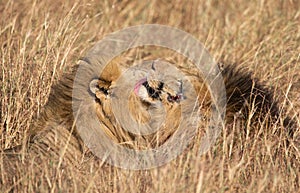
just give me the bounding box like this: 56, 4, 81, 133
1, 55, 296, 185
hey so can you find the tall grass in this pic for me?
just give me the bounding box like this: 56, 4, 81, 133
1, 0, 299, 192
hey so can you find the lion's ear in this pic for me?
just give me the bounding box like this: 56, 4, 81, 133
89, 79, 99, 94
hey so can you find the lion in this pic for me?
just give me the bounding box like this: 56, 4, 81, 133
0, 46, 296, 188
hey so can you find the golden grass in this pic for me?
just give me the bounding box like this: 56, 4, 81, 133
1, 0, 299, 192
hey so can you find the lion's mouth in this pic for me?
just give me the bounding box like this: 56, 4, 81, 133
133, 77, 147, 95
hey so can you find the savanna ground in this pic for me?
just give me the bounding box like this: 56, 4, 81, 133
1, 0, 300, 192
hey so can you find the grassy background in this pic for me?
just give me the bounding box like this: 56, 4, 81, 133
1, 0, 299, 192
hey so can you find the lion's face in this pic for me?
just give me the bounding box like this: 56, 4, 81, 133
88, 48, 211, 150
90, 66, 183, 150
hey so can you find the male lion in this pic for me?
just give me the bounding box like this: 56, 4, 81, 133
1, 46, 296, 188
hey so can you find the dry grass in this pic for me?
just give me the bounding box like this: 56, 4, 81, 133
1, 0, 300, 192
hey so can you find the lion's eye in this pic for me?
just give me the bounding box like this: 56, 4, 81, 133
142, 81, 161, 99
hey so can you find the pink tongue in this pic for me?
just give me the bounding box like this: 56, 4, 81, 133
134, 77, 147, 95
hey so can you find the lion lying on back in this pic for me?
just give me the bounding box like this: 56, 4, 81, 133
1, 47, 296, 186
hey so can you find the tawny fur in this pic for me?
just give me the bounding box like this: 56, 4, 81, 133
1, 54, 296, 187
